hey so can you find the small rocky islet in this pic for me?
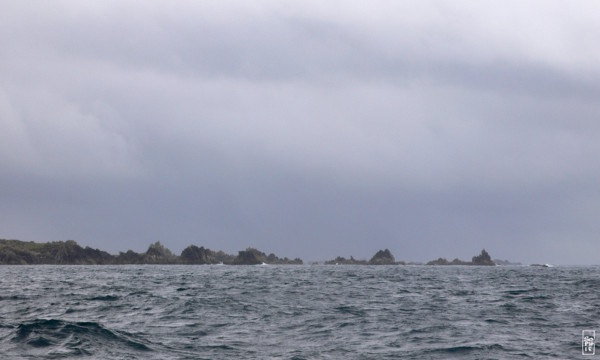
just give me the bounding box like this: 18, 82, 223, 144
324, 248, 403, 265
425, 249, 496, 266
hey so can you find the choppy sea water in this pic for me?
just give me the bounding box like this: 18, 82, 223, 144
0, 265, 598, 359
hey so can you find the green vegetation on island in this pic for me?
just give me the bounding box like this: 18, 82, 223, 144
0, 239, 114, 265
0, 239, 303, 265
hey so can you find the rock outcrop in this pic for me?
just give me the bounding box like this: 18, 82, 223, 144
115, 250, 143, 264
471, 249, 494, 266
232, 248, 303, 265
233, 248, 267, 265
180, 245, 220, 264
325, 249, 405, 265
324, 256, 368, 265
427, 249, 496, 266
140, 241, 178, 264
426, 257, 450, 265
266, 253, 303, 265
369, 249, 396, 265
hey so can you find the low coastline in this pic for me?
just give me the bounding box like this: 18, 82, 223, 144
0, 239, 302, 265
0, 239, 501, 266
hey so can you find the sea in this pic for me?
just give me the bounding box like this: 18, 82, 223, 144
0, 264, 598, 359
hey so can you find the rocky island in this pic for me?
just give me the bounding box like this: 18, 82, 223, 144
325, 249, 405, 265
0, 239, 303, 265
426, 249, 495, 266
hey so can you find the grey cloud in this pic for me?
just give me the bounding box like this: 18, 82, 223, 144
1, 2, 600, 264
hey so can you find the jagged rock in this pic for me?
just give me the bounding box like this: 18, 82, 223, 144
231, 248, 303, 265
141, 241, 178, 264
472, 249, 495, 266
115, 250, 143, 264
324, 250, 404, 265
427, 249, 496, 266
180, 245, 218, 264
369, 249, 396, 265
325, 256, 368, 265
233, 248, 267, 265
265, 252, 303, 265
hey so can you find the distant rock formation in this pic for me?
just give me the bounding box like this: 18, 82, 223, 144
325, 249, 405, 265
232, 248, 302, 265
179, 245, 236, 264
233, 248, 267, 265
180, 245, 219, 264
427, 249, 496, 266
141, 241, 178, 264
266, 252, 303, 265
427, 258, 449, 265
324, 256, 368, 265
0, 239, 498, 267
0, 239, 302, 265
369, 249, 394, 265
471, 249, 494, 266
115, 250, 143, 264
369, 249, 403, 265
114, 242, 179, 264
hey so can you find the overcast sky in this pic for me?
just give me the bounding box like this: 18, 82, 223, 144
1, 1, 599, 264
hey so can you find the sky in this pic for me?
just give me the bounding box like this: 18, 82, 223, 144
1, 1, 599, 264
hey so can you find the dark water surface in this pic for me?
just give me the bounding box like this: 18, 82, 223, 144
0, 265, 597, 359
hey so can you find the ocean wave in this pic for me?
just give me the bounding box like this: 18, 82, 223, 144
10, 319, 152, 357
